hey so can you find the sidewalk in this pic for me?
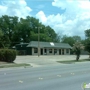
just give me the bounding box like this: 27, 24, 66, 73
14, 55, 89, 67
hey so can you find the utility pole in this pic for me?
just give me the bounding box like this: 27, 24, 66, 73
38, 27, 40, 57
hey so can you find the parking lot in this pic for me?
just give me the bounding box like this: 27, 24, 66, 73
14, 55, 89, 67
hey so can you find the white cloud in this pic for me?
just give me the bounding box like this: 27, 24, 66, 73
36, 0, 90, 39
0, 0, 32, 18
36, 11, 47, 23
0, 0, 90, 39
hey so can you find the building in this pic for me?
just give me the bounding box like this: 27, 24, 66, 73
15, 41, 72, 55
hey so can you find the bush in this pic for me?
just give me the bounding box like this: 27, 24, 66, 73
0, 49, 17, 62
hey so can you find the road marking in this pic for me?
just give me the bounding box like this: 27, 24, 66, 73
71, 73, 75, 75
38, 77, 43, 80
19, 80, 23, 83
57, 75, 61, 77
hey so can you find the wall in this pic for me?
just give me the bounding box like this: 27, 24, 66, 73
31, 47, 70, 55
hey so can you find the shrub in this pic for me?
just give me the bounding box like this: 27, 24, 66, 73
0, 49, 17, 62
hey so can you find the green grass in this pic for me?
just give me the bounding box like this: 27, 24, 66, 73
0, 62, 31, 68
57, 59, 90, 64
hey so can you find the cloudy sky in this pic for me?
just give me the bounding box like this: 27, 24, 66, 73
0, 0, 90, 39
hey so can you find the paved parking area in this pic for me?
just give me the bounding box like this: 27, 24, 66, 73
14, 55, 89, 67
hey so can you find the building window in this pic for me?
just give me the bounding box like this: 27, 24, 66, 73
62, 49, 64, 55
44, 49, 47, 53
54, 49, 57, 53
34, 48, 38, 53
66, 49, 69, 53
49, 49, 52, 53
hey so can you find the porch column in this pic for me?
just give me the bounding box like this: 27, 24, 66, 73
61, 49, 62, 55
69, 49, 70, 55
52, 48, 54, 55
47, 48, 49, 55
64, 49, 66, 55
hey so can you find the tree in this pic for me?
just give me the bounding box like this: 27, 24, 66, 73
0, 15, 19, 47
0, 30, 4, 48
61, 35, 82, 46
85, 29, 90, 38
72, 36, 81, 42
84, 38, 90, 58
0, 15, 60, 48
72, 42, 84, 61
61, 35, 75, 46
84, 29, 90, 57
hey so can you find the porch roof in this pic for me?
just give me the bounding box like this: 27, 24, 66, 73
27, 41, 72, 49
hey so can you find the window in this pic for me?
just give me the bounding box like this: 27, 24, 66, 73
49, 49, 52, 53
54, 49, 57, 53
44, 49, 47, 53
34, 48, 38, 53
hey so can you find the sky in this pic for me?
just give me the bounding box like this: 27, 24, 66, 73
0, 0, 90, 39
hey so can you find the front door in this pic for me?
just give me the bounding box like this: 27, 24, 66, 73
59, 49, 61, 55
41, 49, 43, 55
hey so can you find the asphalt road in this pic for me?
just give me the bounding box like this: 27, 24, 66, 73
0, 62, 90, 90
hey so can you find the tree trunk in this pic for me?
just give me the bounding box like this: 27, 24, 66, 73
76, 55, 80, 61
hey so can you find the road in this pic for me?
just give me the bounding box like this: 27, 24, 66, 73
0, 62, 90, 90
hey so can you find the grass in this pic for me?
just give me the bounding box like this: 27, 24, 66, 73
57, 59, 90, 64
0, 62, 31, 68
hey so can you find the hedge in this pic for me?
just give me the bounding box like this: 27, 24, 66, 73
0, 49, 17, 62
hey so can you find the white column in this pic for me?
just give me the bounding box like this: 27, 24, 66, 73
42, 48, 44, 55
52, 48, 54, 55
57, 49, 59, 55
64, 49, 66, 55
61, 49, 62, 55
47, 48, 49, 55
69, 49, 70, 55
32, 48, 34, 55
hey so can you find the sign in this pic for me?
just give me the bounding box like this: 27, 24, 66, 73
82, 82, 90, 90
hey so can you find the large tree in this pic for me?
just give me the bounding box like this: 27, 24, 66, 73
85, 29, 90, 38
0, 15, 19, 47
61, 35, 82, 46
85, 29, 90, 57
0, 15, 60, 48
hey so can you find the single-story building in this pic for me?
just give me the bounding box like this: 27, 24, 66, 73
15, 41, 72, 55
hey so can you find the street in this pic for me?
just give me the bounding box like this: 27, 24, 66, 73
0, 61, 90, 90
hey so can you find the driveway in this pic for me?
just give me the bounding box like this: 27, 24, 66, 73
14, 55, 89, 67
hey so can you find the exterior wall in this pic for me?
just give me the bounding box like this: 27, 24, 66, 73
31, 47, 70, 55
65, 49, 70, 55
27, 47, 32, 55
32, 48, 38, 55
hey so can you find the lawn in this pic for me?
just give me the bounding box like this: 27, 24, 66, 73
0, 61, 31, 68
57, 59, 90, 64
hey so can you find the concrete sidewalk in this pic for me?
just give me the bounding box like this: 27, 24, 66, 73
14, 55, 89, 67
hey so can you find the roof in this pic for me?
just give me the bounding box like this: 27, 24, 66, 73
27, 41, 71, 49
16, 43, 29, 45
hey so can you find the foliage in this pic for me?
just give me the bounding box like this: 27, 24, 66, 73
0, 15, 60, 48
85, 29, 90, 38
61, 35, 81, 46
0, 49, 17, 62
85, 29, 90, 55
84, 38, 90, 53
72, 42, 84, 61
